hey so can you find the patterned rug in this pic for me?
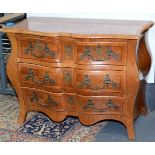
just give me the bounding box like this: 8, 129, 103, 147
0, 94, 105, 142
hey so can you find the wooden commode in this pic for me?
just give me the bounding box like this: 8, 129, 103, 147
3, 17, 154, 140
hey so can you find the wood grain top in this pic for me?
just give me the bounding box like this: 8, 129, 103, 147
3, 17, 154, 39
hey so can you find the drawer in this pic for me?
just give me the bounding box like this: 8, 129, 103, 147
18, 63, 74, 92
22, 88, 65, 111
78, 96, 126, 115
17, 35, 61, 63
75, 41, 127, 65
18, 63, 63, 92
75, 69, 126, 96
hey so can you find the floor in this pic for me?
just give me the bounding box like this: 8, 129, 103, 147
96, 111, 155, 142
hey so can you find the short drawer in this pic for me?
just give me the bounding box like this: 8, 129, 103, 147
17, 35, 61, 63
18, 63, 63, 92
22, 88, 65, 111
18, 63, 74, 92
75, 41, 127, 65
78, 96, 126, 115
75, 69, 126, 97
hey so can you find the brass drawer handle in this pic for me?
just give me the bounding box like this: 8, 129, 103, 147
83, 99, 119, 112
80, 44, 120, 61
25, 41, 56, 58
78, 74, 118, 90
24, 68, 56, 85
30, 92, 58, 107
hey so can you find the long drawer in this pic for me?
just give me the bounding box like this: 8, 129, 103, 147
18, 63, 126, 96
22, 87, 126, 115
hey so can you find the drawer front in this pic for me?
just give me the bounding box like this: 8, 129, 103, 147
75, 70, 126, 96
75, 41, 127, 65
17, 35, 61, 63
18, 63, 63, 92
78, 96, 126, 115
22, 88, 65, 111
18, 63, 74, 92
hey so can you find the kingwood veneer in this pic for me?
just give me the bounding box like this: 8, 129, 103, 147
3, 17, 154, 140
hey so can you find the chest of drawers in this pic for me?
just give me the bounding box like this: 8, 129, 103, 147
3, 17, 153, 140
